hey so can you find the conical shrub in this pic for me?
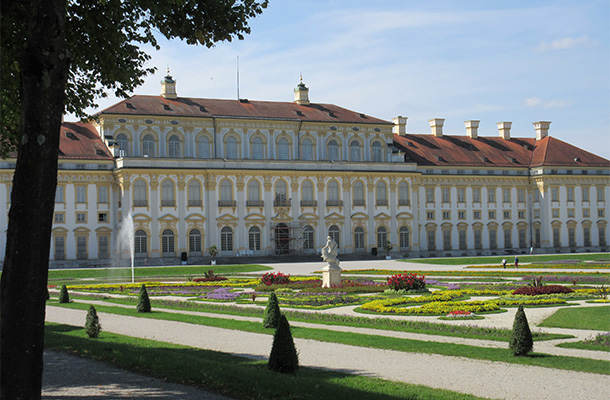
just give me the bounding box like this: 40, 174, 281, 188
268, 315, 299, 374
85, 305, 102, 338
263, 292, 281, 328
137, 284, 151, 313
509, 304, 533, 356
58, 285, 70, 303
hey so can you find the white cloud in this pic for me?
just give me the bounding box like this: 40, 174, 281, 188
536, 35, 594, 52
524, 97, 571, 108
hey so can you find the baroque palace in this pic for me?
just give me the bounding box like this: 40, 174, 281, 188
0, 75, 608, 267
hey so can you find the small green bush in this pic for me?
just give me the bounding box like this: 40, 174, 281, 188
268, 315, 299, 374
137, 284, 151, 313
509, 305, 533, 356
58, 285, 70, 303
85, 305, 102, 338
263, 292, 281, 328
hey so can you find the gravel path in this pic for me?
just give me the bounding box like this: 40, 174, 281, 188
46, 305, 610, 400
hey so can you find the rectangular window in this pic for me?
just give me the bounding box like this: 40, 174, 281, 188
427, 230, 436, 251
98, 213, 108, 222
98, 236, 109, 259
552, 209, 559, 218
568, 227, 576, 247
458, 188, 465, 203
489, 229, 497, 249
599, 227, 607, 247
76, 186, 87, 203
443, 230, 451, 250
459, 230, 467, 250
488, 210, 496, 220
54, 236, 65, 260
474, 230, 482, 250
567, 187, 574, 202
599, 209, 606, 218
442, 211, 450, 220
487, 188, 496, 203
583, 209, 590, 218
551, 187, 559, 202
442, 187, 450, 203
504, 229, 512, 248
54, 213, 64, 223
76, 212, 87, 223
518, 228, 527, 248
518, 210, 525, 219
426, 188, 435, 203
534, 228, 541, 248
458, 210, 466, 220
582, 187, 590, 202
503, 210, 511, 219
597, 187, 605, 202
534, 189, 541, 203
567, 209, 575, 218
55, 186, 64, 203
473, 188, 481, 203
77, 236, 88, 260
503, 188, 511, 203
427, 211, 435, 220
534, 209, 540, 219
98, 186, 108, 203
553, 228, 560, 247
583, 227, 591, 247
473, 210, 481, 220
518, 188, 525, 203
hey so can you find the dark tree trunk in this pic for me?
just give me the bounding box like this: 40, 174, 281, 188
0, 0, 67, 398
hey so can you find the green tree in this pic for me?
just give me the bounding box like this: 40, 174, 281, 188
137, 284, 151, 313
509, 305, 534, 356
85, 305, 102, 338
58, 285, 70, 304
268, 315, 299, 374
263, 292, 281, 328
1, 1, 267, 398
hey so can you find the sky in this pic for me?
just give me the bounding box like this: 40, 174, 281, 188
76, 0, 610, 160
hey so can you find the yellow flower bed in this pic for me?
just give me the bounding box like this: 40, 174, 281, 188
361, 300, 500, 315
68, 278, 261, 291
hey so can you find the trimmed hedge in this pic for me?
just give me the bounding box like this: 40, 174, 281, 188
513, 285, 574, 296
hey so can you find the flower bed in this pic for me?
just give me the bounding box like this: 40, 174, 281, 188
276, 292, 365, 309
261, 272, 290, 286
202, 288, 242, 301
513, 285, 574, 296
193, 276, 228, 283
387, 273, 426, 291
361, 300, 501, 315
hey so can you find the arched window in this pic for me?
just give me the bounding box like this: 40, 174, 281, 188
327, 181, 339, 201
161, 180, 175, 206
225, 136, 238, 159
349, 141, 361, 162
372, 141, 383, 162
162, 229, 175, 255
354, 227, 365, 250
301, 138, 313, 160
328, 139, 339, 161
275, 180, 288, 205
377, 226, 387, 249
353, 181, 365, 206
248, 179, 260, 202
277, 137, 290, 160
328, 225, 340, 248
303, 225, 314, 250
168, 135, 181, 158
376, 181, 388, 205
248, 226, 261, 251
221, 226, 233, 251
399, 226, 410, 250
188, 180, 202, 206
252, 137, 264, 160
142, 134, 155, 157
197, 136, 210, 159
189, 229, 202, 253
134, 229, 147, 255
399, 182, 410, 205
220, 180, 233, 203
133, 180, 147, 207
116, 134, 128, 156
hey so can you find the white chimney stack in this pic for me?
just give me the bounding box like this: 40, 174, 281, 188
393, 116, 408, 135
465, 120, 480, 139
429, 118, 445, 137
497, 122, 512, 140
533, 121, 551, 140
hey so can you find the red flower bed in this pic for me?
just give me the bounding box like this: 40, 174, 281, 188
387, 273, 426, 291
513, 285, 573, 296
261, 272, 290, 286
193, 276, 228, 282
447, 310, 473, 316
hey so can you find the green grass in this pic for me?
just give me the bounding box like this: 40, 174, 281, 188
539, 306, 610, 331
401, 253, 610, 266
558, 341, 610, 352
50, 302, 609, 375
45, 323, 486, 400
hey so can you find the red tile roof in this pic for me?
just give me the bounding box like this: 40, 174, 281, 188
59, 122, 112, 160
530, 136, 609, 168
96, 95, 392, 125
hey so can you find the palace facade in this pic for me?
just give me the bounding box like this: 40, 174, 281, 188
1, 75, 608, 266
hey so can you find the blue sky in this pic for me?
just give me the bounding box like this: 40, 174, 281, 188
82, 0, 610, 160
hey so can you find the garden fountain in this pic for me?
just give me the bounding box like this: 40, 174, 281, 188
118, 210, 135, 283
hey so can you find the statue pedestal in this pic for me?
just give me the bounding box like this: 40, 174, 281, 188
322, 266, 342, 288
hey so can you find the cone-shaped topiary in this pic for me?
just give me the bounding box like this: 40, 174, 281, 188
509, 304, 533, 356
85, 305, 102, 338
58, 285, 70, 303
137, 284, 151, 313
268, 315, 299, 374
263, 292, 281, 328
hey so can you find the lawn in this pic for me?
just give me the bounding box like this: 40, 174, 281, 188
539, 306, 610, 331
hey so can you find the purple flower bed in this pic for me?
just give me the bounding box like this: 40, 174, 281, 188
522, 275, 610, 285
203, 288, 241, 301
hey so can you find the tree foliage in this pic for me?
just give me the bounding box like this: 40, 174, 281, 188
268, 315, 299, 374
509, 305, 534, 356
58, 285, 70, 304
263, 292, 281, 328
137, 284, 151, 313
85, 305, 102, 338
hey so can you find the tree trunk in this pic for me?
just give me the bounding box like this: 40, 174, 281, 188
0, 0, 67, 398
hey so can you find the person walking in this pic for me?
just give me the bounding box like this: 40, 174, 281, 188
502, 258, 507, 269
514, 256, 519, 269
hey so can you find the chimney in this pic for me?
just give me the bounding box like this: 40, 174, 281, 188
392, 116, 408, 135
464, 120, 480, 139
533, 121, 551, 140
161, 69, 177, 99
429, 118, 444, 137
294, 75, 310, 105
497, 122, 512, 140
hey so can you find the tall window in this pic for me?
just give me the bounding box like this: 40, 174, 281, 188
168, 135, 181, 158
301, 138, 313, 160
189, 229, 202, 253
349, 141, 361, 161
443, 230, 451, 250
399, 227, 409, 250
426, 188, 434, 203
518, 228, 527, 248
458, 188, 465, 203
220, 180, 233, 201
376, 226, 387, 249
376, 182, 387, 205
427, 229, 436, 251
303, 226, 314, 250
142, 134, 155, 157
76, 186, 86, 203
54, 236, 65, 260
197, 136, 210, 159
252, 137, 264, 160
302, 181, 314, 202
553, 227, 560, 247
473, 188, 481, 203
133, 180, 147, 206
277, 137, 290, 160
275, 180, 287, 204
474, 229, 482, 250
597, 186, 605, 202
116, 134, 128, 156
162, 229, 175, 254
518, 188, 525, 203
534, 227, 541, 248
398, 182, 409, 205
221, 226, 233, 251
248, 180, 260, 203
188, 180, 202, 206
487, 188, 496, 203
328, 140, 339, 161
371, 141, 383, 162
353, 181, 365, 205
583, 227, 590, 246
503, 188, 511, 203
442, 187, 450, 203
489, 229, 497, 249
504, 228, 512, 248
599, 226, 606, 247
328, 225, 340, 248
249, 226, 261, 251
55, 186, 64, 203
161, 180, 175, 206
98, 186, 108, 203
76, 236, 88, 259
354, 227, 365, 250
98, 235, 109, 259
551, 187, 559, 202
568, 227, 576, 247
327, 181, 339, 202
134, 229, 147, 255
225, 136, 237, 159
459, 229, 467, 250
582, 187, 590, 202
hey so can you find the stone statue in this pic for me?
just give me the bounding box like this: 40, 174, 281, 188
321, 236, 340, 269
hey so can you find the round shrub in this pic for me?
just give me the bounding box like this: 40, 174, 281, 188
513, 285, 574, 296
387, 273, 426, 291
85, 305, 102, 338
268, 315, 299, 374
58, 285, 70, 304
